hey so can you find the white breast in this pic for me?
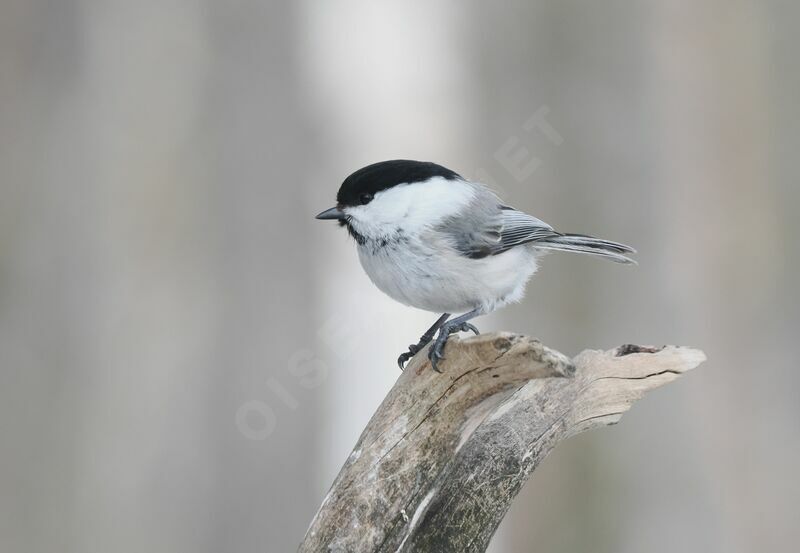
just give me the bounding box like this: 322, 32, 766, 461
357, 235, 539, 314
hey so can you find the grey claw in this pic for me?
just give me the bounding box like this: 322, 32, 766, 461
397, 354, 409, 370
429, 350, 444, 372
398, 341, 429, 370
428, 337, 448, 372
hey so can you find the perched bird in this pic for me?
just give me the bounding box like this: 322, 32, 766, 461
316, 160, 635, 371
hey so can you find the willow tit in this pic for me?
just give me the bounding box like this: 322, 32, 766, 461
316, 159, 635, 372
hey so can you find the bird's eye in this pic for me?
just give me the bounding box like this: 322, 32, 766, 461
359, 193, 374, 205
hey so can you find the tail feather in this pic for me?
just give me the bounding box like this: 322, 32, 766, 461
536, 234, 637, 264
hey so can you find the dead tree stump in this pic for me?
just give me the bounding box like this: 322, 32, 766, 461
299, 333, 705, 552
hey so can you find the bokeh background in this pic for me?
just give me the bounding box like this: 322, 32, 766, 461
2, 1, 798, 552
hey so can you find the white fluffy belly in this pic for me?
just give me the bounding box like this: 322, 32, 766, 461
357, 239, 539, 314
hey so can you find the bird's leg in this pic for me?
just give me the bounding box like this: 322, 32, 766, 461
397, 313, 451, 370
428, 308, 483, 373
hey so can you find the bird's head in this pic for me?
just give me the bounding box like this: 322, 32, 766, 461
316, 159, 471, 243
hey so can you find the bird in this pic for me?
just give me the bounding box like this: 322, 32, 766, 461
316, 159, 635, 372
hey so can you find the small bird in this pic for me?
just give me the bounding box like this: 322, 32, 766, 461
317, 160, 635, 372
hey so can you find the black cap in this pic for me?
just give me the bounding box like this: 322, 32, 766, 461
336, 160, 461, 207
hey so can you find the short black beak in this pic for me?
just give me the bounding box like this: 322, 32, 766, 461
315, 206, 345, 220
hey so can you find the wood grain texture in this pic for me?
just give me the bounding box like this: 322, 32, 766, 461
299, 333, 705, 553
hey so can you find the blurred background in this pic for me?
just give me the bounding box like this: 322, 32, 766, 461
1, 1, 798, 552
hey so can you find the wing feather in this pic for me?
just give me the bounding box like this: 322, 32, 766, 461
438, 201, 560, 258
495, 206, 560, 253
437, 192, 635, 263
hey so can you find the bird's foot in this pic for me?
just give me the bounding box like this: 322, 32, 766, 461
428, 321, 480, 373
397, 313, 454, 370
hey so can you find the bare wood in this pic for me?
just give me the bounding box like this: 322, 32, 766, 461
299, 333, 705, 553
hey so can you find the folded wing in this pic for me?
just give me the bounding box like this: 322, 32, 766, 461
443, 203, 636, 264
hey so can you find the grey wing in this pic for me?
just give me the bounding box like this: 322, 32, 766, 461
495, 206, 560, 253
440, 193, 636, 263
437, 199, 504, 259
438, 195, 559, 258
495, 206, 635, 262
499, 206, 637, 263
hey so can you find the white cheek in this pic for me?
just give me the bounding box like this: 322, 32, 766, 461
347, 177, 476, 237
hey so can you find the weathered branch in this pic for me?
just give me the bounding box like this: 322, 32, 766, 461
299, 333, 705, 552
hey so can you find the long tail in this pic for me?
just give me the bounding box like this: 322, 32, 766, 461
535, 233, 637, 264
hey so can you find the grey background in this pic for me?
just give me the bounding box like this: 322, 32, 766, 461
1, 1, 797, 552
